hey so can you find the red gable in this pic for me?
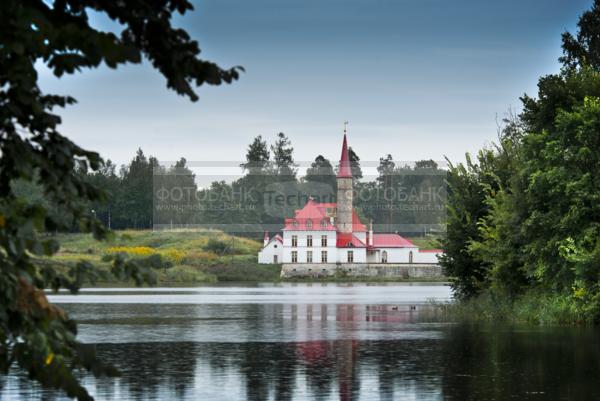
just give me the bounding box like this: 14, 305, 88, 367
282, 198, 366, 231
371, 234, 415, 248
336, 232, 367, 248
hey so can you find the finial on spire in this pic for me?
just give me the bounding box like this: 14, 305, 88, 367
344, 121, 349, 135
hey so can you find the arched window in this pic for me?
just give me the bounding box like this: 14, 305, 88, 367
409, 251, 414, 264
306, 219, 313, 229
381, 251, 388, 264
292, 219, 299, 229
321, 219, 328, 229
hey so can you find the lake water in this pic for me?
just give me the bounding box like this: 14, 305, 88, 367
1, 283, 599, 400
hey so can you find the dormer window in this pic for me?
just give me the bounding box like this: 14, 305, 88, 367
321, 219, 328, 229
292, 219, 299, 229
306, 220, 313, 229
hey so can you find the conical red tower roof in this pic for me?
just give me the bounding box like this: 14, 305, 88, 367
337, 133, 352, 178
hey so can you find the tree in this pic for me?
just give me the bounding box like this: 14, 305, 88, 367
305, 155, 336, 188
414, 160, 438, 170
441, 0, 600, 317
0, 1, 240, 399
560, 0, 600, 70
439, 154, 494, 299
86, 160, 120, 229
120, 149, 160, 229
241, 135, 270, 173
153, 157, 198, 227
270, 132, 297, 179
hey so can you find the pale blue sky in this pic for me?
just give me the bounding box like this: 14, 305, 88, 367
39, 0, 592, 169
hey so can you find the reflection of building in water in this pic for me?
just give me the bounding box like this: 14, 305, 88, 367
287, 302, 421, 400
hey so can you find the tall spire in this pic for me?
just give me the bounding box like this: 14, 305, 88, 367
337, 122, 352, 178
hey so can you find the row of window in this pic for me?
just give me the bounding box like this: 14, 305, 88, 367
290, 250, 354, 263
290, 219, 331, 230
291, 235, 327, 247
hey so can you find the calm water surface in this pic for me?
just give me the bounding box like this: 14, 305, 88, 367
1, 283, 599, 400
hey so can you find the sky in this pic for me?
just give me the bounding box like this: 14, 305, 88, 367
39, 0, 593, 173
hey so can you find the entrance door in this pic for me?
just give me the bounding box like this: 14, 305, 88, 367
381, 251, 388, 263
273, 255, 278, 263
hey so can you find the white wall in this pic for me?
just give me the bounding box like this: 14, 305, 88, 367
414, 251, 442, 264
336, 248, 367, 263
282, 230, 337, 263
366, 247, 419, 263
257, 239, 283, 264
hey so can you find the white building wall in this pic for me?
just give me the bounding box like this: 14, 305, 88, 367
365, 247, 419, 263
336, 248, 367, 263
414, 251, 442, 264
257, 239, 283, 264
282, 230, 337, 263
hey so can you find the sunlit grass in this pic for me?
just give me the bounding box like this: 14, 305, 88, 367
46, 229, 271, 284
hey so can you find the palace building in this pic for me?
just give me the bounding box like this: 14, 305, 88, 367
258, 133, 443, 266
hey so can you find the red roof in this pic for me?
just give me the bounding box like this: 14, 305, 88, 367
282, 198, 366, 231
419, 249, 443, 253
336, 232, 367, 248
337, 133, 352, 178
371, 234, 416, 248
351, 210, 366, 231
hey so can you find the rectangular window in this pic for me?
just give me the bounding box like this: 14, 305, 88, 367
321, 235, 327, 247
347, 251, 354, 263
292, 235, 297, 247
307, 251, 313, 263
307, 235, 312, 247
291, 251, 298, 263
321, 251, 328, 263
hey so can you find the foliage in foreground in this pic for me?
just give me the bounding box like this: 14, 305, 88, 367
0, 1, 240, 399
435, 290, 594, 325
441, 1, 600, 323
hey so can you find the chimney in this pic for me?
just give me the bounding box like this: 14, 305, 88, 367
368, 220, 373, 246
263, 232, 269, 247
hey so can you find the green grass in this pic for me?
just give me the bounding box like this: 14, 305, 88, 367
406, 235, 442, 249
45, 229, 268, 285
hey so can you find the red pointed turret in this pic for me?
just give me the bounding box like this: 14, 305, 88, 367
337, 134, 352, 178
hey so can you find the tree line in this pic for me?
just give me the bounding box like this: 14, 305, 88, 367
34, 132, 445, 236
441, 1, 600, 321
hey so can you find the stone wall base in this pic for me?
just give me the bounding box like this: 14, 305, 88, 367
280, 263, 444, 279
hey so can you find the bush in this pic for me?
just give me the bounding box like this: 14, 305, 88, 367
204, 237, 234, 255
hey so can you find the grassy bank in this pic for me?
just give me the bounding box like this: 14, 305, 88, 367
45, 231, 446, 286
46, 230, 281, 284
434, 290, 595, 325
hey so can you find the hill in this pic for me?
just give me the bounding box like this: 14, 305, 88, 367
46, 230, 280, 285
